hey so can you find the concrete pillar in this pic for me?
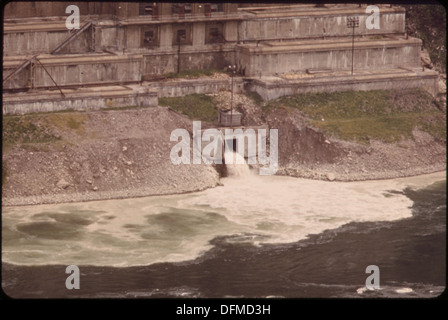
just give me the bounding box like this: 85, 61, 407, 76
160, 3, 172, 16
160, 24, 173, 49
224, 21, 239, 42
193, 22, 205, 46
126, 26, 141, 49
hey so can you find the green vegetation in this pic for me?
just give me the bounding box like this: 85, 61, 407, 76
246, 91, 265, 105
264, 89, 446, 144
47, 113, 87, 135
163, 69, 225, 79
159, 93, 218, 122
405, 4, 446, 73
2, 112, 88, 148
2, 116, 61, 146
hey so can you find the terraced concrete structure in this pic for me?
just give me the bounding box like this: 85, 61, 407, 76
2, 2, 439, 114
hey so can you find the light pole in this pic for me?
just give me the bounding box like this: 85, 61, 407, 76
228, 64, 237, 126
177, 32, 181, 74
347, 16, 359, 75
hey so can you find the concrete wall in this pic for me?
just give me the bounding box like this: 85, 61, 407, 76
3, 47, 235, 90
2, 77, 245, 114
4, 19, 238, 56
153, 78, 243, 98
3, 87, 158, 115
4, 2, 239, 19
4, 2, 92, 18
3, 55, 143, 90
97, 25, 125, 51
245, 70, 439, 100
239, 10, 405, 42
3, 28, 92, 56
237, 38, 422, 76
142, 48, 234, 75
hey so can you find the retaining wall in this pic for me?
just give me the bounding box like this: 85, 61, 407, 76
237, 37, 422, 77
244, 69, 439, 101
2, 87, 158, 115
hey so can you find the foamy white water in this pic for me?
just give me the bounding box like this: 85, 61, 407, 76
2, 171, 445, 267
224, 150, 252, 177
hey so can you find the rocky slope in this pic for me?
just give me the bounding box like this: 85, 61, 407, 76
2, 107, 220, 206
2, 91, 446, 206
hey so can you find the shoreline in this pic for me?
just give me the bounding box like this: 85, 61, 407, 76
2, 106, 445, 208
2, 166, 446, 208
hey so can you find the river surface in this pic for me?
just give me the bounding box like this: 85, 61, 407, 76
2, 169, 446, 298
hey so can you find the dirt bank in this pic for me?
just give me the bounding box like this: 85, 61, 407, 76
2, 95, 446, 207
264, 107, 446, 182
2, 107, 220, 206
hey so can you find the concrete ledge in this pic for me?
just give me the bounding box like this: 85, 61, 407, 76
241, 5, 405, 18
238, 37, 421, 54
237, 37, 421, 76
149, 77, 243, 98
245, 69, 439, 100
3, 53, 143, 68
2, 86, 158, 115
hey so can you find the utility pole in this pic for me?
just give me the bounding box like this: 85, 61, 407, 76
347, 16, 359, 75
228, 64, 237, 127
177, 32, 181, 74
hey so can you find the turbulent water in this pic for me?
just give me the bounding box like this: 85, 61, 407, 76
1, 162, 446, 298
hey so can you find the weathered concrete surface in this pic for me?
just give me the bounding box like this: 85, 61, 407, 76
2, 85, 157, 115
3, 54, 143, 90
238, 6, 405, 42
237, 37, 422, 76
245, 68, 439, 100
3, 68, 438, 115
2, 4, 439, 115
2, 75, 245, 115
151, 77, 243, 98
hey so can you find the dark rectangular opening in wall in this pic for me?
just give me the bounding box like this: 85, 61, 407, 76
139, 3, 159, 18
177, 29, 186, 42
173, 24, 192, 45
204, 3, 224, 16
204, 4, 211, 16
232, 138, 237, 152
206, 23, 224, 44
184, 3, 192, 14
172, 3, 191, 18
142, 26, 159, 48
211, 3, 224, 13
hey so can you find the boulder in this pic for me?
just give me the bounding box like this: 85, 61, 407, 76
56, 179, 70, 189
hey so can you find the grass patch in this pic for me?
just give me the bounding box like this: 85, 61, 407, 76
246, 91, 265, 105
2, 115, 61, 146
163, 69, 225, 79
420, 115, 447, 141
3, 112, 89, 147
159, 94, 218, 122
47, 113, 87, 135
265, 89, 446, 144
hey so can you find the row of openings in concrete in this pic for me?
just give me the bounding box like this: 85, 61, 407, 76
139, 3, 224, 18
142, 22, 225, 48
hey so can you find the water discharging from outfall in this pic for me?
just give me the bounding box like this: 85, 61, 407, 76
1, 167, 445, 268
224, 150, 252, 177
